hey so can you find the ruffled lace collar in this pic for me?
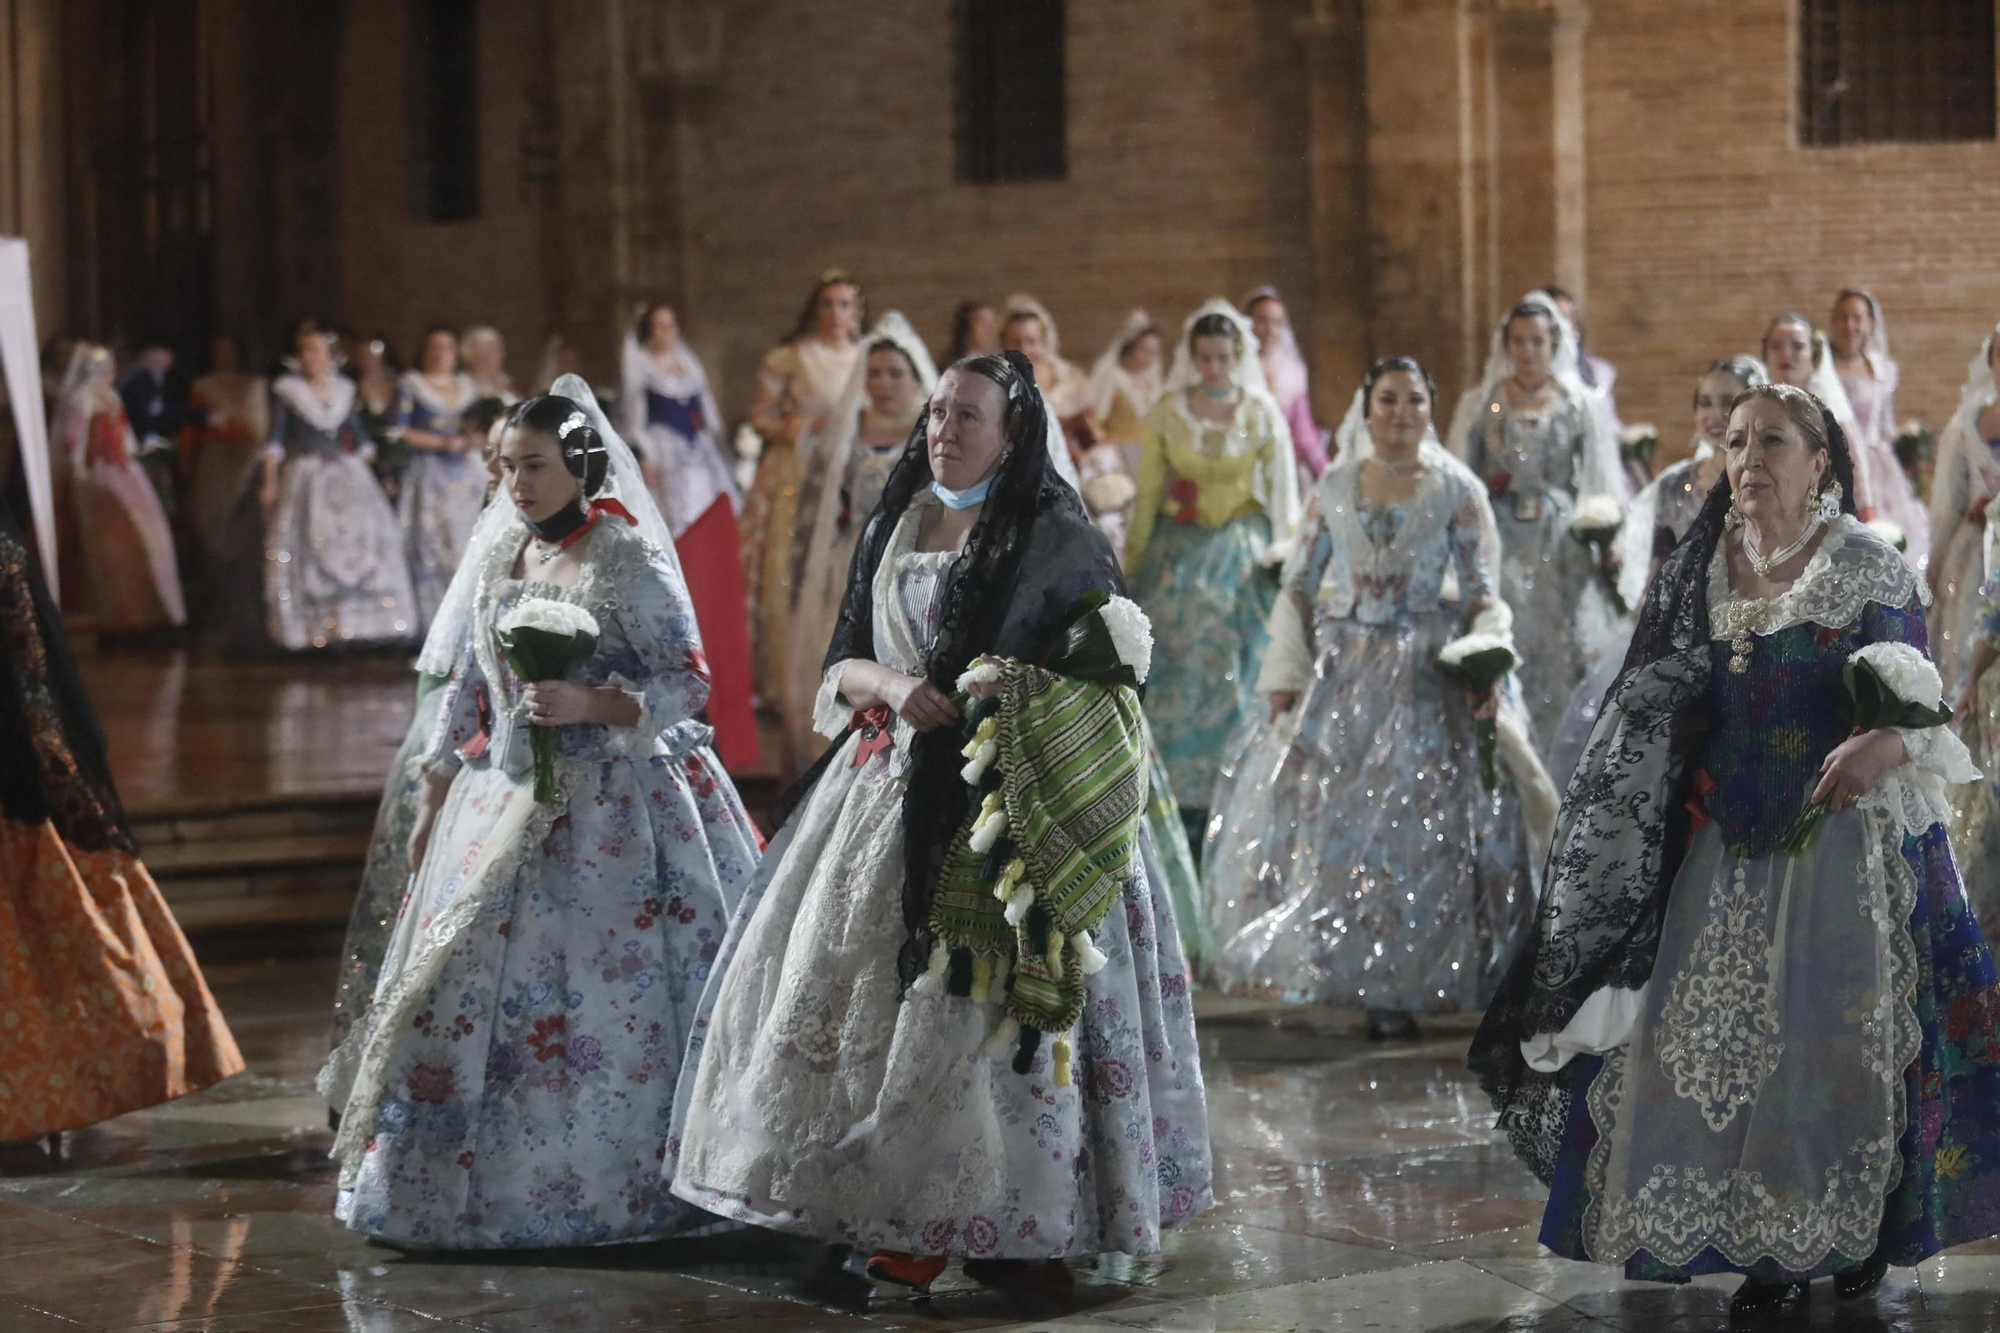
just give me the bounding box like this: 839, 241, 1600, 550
1708, 514, 1923, 640
399, 369, 478, 414
273, 374, 356, 433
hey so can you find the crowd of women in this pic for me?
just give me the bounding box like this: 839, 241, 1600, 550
15, 268, 2000, 1319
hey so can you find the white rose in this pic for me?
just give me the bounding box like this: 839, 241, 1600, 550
499, 597, 600, 639
1852, 641, 1942, 709
1099, 595, 1154, 684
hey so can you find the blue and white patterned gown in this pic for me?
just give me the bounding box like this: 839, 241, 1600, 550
323, 516, 761, 1249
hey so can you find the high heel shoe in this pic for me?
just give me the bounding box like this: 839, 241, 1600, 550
1729, 1276, 1803, 1318
865, 1251, 948, 1293
1835, 1256, 1889, 1299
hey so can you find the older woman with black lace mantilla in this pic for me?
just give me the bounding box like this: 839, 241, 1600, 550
1471, 384, 2000, 1317
671, 351, 1211, 1292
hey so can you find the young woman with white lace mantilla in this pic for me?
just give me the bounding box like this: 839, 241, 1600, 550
1472, 384, 2000, 1317
319, 382, 761, 1249
1076, 309, 1163, 560
1544, 356, 1770, 789
671, 351, 1211, 1291
1448, 292, 1626, 747
621, 303, 757, 772
782, 312, 937, 774
393, 325, 488, 632
1126, 299, 1301, 825
741, 270, 865, 699
1243, 286, 1327, 479
1926, 322, 2000, 694
1831, 289, 1927, 569
1204, 358, 1553, 1040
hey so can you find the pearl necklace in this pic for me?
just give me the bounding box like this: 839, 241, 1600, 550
1742, 515, 1822, 578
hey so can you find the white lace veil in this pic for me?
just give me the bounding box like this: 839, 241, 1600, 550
795, 312, 939, 619
1835, 287, 1899, 384
1086, 308, 1163, 422
1445, 290, 1626, 500
1162, 298, 1272, 397
1331, 381, 1498, 569
1241, 284, 1310, 409
1932, 323, 2000, 564
414, 372, 682, 676
1002, 292, 1066, 361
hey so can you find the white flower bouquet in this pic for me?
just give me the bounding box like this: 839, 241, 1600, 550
1617, 423, 1660, 474
495, 598, 602, 802
1569, 494, 1631, 615
1779, 642, 1950, 855
1437, 632, 1520, 791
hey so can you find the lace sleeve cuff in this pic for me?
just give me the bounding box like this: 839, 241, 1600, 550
602, 672, 662, 758
814, 660, 855, 739
1862, 724, 1982, 838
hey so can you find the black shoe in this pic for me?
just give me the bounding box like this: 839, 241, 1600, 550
1835, 1256, 1889, 1300
1729, 1277, 1803, 1318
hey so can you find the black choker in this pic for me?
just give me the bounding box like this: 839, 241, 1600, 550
526, 500, 589, 544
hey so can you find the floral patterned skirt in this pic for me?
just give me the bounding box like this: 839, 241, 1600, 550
1539, 822, 2000, 1282
399, 452, 487, 634
1134, 513, 1275, 809
327, 745, 760, 1249
0, 818, 242, 1138
670, 731, 1214, 1258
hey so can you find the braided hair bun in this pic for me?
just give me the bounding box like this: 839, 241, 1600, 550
511, 393, 609, 496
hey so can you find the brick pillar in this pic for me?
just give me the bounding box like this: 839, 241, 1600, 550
1359, 0, 1590, 409
1295, 0, 1372, 420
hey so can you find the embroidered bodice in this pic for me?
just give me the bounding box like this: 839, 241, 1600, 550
394, 371, 478, 436
1701, 519, 1928, 855
894, 549, 957, 664
842, 444, 904, 536
270, 376, 359, 456
1288, 458, 1494, 626
1466, 387, 1592, 503
1126, 387, 1297, 571
424, 520, 711, 778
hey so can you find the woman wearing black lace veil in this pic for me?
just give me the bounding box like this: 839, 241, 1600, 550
1470, 385, 2000, 1316
672, 352, 1211, 1290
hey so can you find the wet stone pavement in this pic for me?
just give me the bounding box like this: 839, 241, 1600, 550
4, 961, 1999, 1331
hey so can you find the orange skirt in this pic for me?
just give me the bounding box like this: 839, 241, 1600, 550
0, 819, 243, 1138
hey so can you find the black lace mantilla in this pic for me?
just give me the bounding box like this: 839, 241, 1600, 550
774, 352, 1124, 992
0, 497, 135, 851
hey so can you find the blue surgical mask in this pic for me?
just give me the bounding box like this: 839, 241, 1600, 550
931, 474, 996, 511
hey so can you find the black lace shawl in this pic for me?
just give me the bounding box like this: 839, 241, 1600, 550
0, 495, 135, 852
1467, 407, 1861, 1183
774, 352, 1124, 990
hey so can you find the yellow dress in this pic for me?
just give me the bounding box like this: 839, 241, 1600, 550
1126, 390, 1300, 803
741, 338, 859, 700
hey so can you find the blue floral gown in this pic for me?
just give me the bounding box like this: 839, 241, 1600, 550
322, 516, 762, 1249
393, 371, 488, 632
1536, 520, 2000, 1284
1203, 455, 1538, 1010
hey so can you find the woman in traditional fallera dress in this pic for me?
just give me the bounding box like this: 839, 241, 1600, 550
1203, 358, 1552, 1039
1926, 323, 2000, 694
1076, 309, 1163, 561
0, 495, 242, 1142
1244, 286, 1327, 479
782, 312, 936, 773
622, 304, 757, 772
671, 352, 1211, 1289
1000, 294, 1089, 486
460, 325, 520, 404
52, 345, 187, 633
1545, 356, 1770, 788
255, 322, 415, 651
320, 383, 760, 1249
742, 270, 864, 699
1832, 289, 1928, 570
1127, 300, 1301, 824
179, 334, 269, 579
1447, 292, 1625, 745
394, 325, 489, 632
1471, 384, 2000, 1317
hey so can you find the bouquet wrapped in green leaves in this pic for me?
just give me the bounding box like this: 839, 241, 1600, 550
495, 597, 602, 802
1779, 642, 1950, 856
1437, 633, 1520, 792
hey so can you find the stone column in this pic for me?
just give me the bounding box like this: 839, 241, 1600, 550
1295, 0, 1372, 420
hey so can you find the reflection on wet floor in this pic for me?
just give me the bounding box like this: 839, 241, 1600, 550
2, 966, 1995, 1331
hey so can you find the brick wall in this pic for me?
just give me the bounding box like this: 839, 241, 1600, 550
669, 0, 1315, 415
1581, 0, 2000, 437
